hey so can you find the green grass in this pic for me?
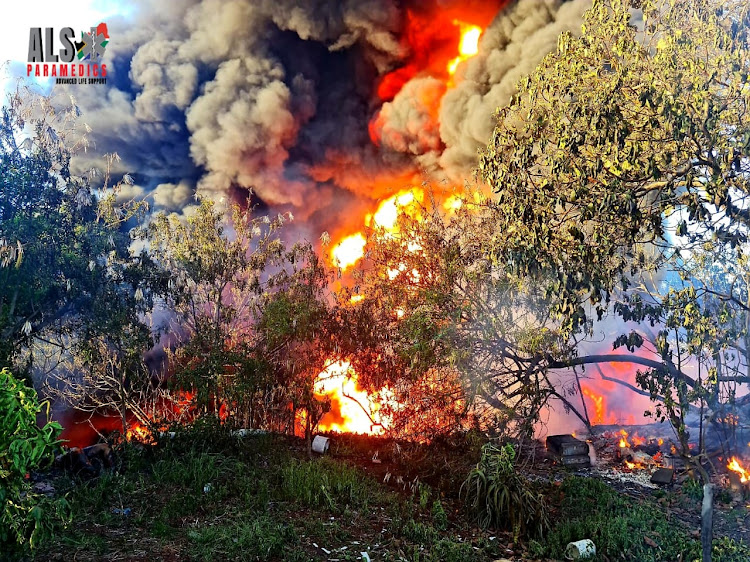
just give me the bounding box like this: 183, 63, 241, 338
541, 477, 750, 562
30, 428, 749, 562
35, 430, 502, 561
280, 457, 388, 512
187, 516, 297, 561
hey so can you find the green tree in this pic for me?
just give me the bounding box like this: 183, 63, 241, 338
0, 368, 69, 557
0, 89, 151, 387
146, 199, 334, 440
478, 1, 750, 559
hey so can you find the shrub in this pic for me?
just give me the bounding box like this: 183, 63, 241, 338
461, 443, 549, 539
432, 499, 448, 531
0, 368, 69, 556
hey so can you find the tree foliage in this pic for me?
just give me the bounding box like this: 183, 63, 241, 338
146, 199, 334, 436
481, 0, 750, 334
478, 0, 750, 429
477, 1, 750, 557
0, 89, 151, 386
0, 368, 68, 556
337, 193, 574, 439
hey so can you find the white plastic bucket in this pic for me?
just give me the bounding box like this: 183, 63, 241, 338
565, 539, 596, 560
311, 435, 330, 454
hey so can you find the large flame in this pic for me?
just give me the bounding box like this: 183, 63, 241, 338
447, 21, 482, 76
329, 188, 423, 271
331, 233, 367, 270
375, 3, 499, 101
315, 361, 389, 434
728, 457, 749, 483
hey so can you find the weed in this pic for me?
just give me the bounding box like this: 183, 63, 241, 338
431, 499, 448, 531
188, 515, 296, 561
151, 452, 224, 493
461, 443, 549, 538
432, 537, 474, 561
418, 483, 431, 509
402, 519, 439, 544
712, 536, 750, 562
683, 477, 703, 501
280, 457, 384, 512
527, 539, 545, 558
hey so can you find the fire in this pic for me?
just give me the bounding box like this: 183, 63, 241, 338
124, 389, 196, 445
315, 361, 389, 434
365, 188, 423, 232
331, 233, 367, 271
619, 429, 630, 449
447, 21, 482, 75
329, 188, 423, 270
581, 386, 606, 424
728, 457, 749, 483
443, 194, 463, 211
374, 3, 498, 101
126, 422, 155, 444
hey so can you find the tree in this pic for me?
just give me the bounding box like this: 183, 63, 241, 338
0, 88, 152, 390
336, 192, 580, 441
146, 199, 334, 443
478, 1, 750, 559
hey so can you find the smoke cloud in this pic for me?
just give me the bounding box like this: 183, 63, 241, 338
61, 0, 591, 231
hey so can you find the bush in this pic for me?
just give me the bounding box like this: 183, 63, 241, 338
0, 368, 69, 556
461, 443, 549, 539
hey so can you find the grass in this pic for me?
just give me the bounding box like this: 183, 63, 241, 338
30, 427, 750, 561
541, 477, 749, 562
280, 457, 387, 512
35, 428, 502, 561
187, 516, 296, 561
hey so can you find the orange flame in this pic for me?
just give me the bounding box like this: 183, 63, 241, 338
329, 188, 423, 271
331, 233, 367, 270
728, 457, 749, 483
126, 422, 155, 444
315, 361, 390, 434
447, 21, 482, 76
619, 429, 630, 448
581, 386, 606, 425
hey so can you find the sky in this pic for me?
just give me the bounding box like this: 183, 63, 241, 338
1, 0, 126, 98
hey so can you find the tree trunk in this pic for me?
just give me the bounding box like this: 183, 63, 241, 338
701, 482, 714, 562
305, 409, 312, 458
